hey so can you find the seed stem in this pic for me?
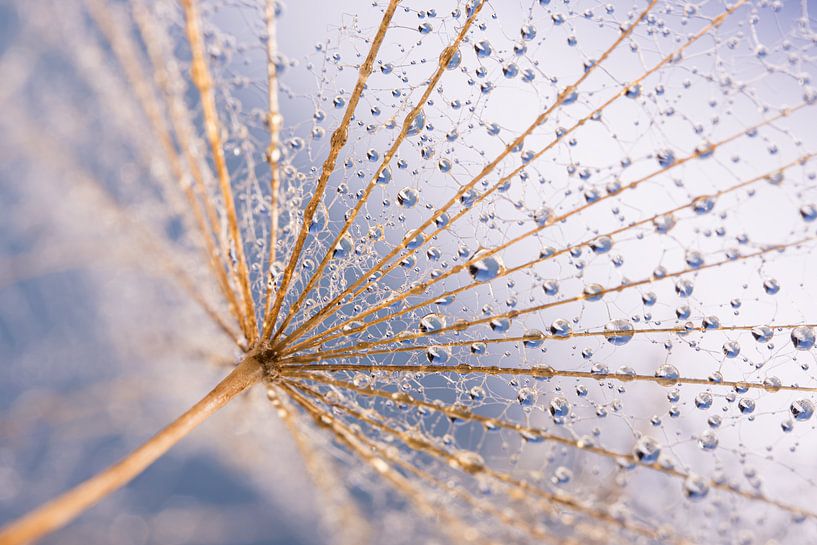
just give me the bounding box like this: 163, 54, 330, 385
0, 356, 263, 545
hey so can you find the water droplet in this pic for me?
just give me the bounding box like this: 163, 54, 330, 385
604, 319, 634, 345
376, 166, 392, 184
446, 49, 462, 70
549, 319, 573, 338
531, 206, 553, 226
656, 149, 676, 167
684, 474, 709, 500
332, 234, 353, 258
722, 340, 740, 358
675, 279, 694, 298
419, 313, 446, 333
698, 430, 719, 450
468, 250, 505, 282
653, 214, 676, 233
549, 396, 570, 418
489, 317, 510, 332
589, 236, 612, 254
633, 436, 661, 463
695, 392, 713, 410
790, 399, 814, 421
751, 325, 772, 342
800, 204, 817, 222
520, 23, 536, 41
791, 326, 815, 351
474, 40, 492, 58
406, 110, 425, 137
553, 466, 572, 484
523, 329, 545, 348
763, 278, 780, 295
542, 279, 560, 295
692, 196, 715, 214
517, 387, 536, 406
426, 345, 450, 364
655, 364, 679, 380
397, 187, 418, 208
738, 398, 755, 414
583, 283, 604, 301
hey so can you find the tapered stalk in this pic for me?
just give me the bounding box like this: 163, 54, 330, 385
0, 356, 263, 545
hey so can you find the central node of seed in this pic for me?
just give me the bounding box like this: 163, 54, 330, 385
255, 348, 282, 380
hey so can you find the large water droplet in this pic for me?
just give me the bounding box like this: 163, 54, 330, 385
604, 319, 634, 345
633, 436, 661, 463
468, 250, 505, 282
791, 326, 815, 351
419, 313, 446, 333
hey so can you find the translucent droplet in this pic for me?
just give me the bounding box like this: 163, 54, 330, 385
542, 279, 559, 295
790, 399, 815, 421
332, 234, 353, 258
695, 392, 713, 410
722, 341, 740, 358
589, 236, 613, 254
549, 319, 573, 338
653, 213, 676, 233
633, 436, 661, 463
553, 466, 572, 484
446, 49, 462, 70
738, 398, 755, 414
523, 329, 545, 348
751, 325, 772, 343
604, 319, 634, 346
531, 206, 553, 226
675, 279, 694, 298
309, 203, 328, 233
698, 430, 718, 450
425, 345, 450, 364
419, 313, 446, 333
763, 278, 780, 295
656, 149, 675, 167
406, 110, 425, 137
517, 387, 536, 406
791, 326, 815, 351
583, 283, 604, 301
468, 250, 505, 282
684, 474, 709, 500
376, 166, 392, 184
655, 364, 679, 380
520, 23, 536, 41
800, 204, 817, 222
549, 396, 570, 419
468, 385, 485, 400
397, 187, 418, 208
692, 196, 715, 214
489, 317, 510, 332
474, 40, 492, 58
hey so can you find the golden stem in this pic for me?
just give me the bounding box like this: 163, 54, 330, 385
90, 0, 249, 341
281, 363, 817, 394
291, 371, 817, 518
281, 238, 815, 362
260, 0, 285, 339
290, 381, 673, 543
0, 357, 263, 545
270, 0, 487, 344
130, 0, 249, 340
283, 142, 814, 356
263, 0, 402, 339
277, 0, 747, 349
278, 382, 495, 545
182, 0, 258, 342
